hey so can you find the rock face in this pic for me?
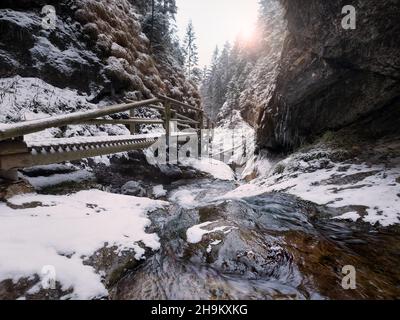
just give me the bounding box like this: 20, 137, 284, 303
121, 181, 146, 197
0, 0, 199, 104
257, 0, 400, 152
0, 179, 34, 201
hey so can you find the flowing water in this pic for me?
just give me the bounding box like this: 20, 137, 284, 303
111, 178, 400, 300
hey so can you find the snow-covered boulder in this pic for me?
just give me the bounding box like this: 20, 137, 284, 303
121, 180, 146, 197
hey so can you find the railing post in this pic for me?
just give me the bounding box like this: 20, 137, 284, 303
164, 102, 171, 163
0, 137, 27, 181
129, 109, 137, 135
197, 112, 204, 159
0, 169, 18, 181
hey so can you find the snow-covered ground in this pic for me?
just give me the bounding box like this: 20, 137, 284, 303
0, 190, 168, 299
221, 147, 400, 227
180, 158, 235, 181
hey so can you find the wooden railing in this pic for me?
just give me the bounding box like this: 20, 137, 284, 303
0, 95, 214, 180
0, 95, 213, 141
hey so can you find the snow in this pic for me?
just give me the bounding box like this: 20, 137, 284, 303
30, 35, 100, 76
241, 154, 273, 180
169, 188, 202, 209
92, 156, 111, 166
24, 170, 94, 189
180, 158, 235, 181
152, 185, 167, 198
332, 212, 361, 222
0, 77, 93, 123
0, 190, 168, 299
221, 149, 400, 227
206, 240, 222, 253
0, 76, 130, 143
186, 221, 236, 244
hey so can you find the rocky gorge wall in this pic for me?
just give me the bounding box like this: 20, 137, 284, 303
256, 0, 400, 152
0, 0, 199, 106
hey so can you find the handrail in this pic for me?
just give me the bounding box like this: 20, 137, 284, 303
125, 100, 165, 112
81, 118, 165, 125
0, 95, 214, 142
0, 98, 160, 141
130, 95, 214, 127
156, 94, 203, 113
176, 113, 198, 123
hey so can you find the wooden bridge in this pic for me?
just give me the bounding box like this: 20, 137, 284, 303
0, 95, 214, 181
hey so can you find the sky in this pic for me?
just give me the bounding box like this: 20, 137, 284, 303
176, 0, 260, 67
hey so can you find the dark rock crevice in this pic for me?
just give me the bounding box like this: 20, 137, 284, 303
257, 0, 400, 153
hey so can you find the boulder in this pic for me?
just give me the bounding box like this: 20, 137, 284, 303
121, 181, 146, 197
0, 179, 34, 201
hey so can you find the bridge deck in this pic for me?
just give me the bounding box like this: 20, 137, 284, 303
0, 132, 196, 171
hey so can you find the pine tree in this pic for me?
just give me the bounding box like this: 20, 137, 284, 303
183, 20, 200, 84
200, 47, 218, 119
141, 0, 178, 52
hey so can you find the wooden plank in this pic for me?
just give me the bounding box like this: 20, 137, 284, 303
176, 113, 198, 123
0, 140, 29, 156
174, 114, 198, 126
177, 123, 192, 129
0, 139, 158, 170
165, 103, 171, 163
157, 94, 203, 113
129, 109, 136, 134
129, 118, 164, 124
173, 118, 198, 125
82, 118, 164, 125
0, 169, 18, 181
0, 98, 160, 141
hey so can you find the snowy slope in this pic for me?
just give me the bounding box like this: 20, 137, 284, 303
0, 190, 168, 299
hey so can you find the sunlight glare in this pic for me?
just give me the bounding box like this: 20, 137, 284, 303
176, 0, 259, 66
238, 24, 256, 43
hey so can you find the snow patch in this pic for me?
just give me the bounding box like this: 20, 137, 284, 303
180, 158, 235, 181
206, 240, 222, 253
169, 188, 202, 209
24, 170, 95, 190
0, 190, 168, 299
332, 212, 361, 222
152, 185, 167, 198
186, 221, 236, 244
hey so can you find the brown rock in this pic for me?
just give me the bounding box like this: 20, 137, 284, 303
0, 180, 35, 201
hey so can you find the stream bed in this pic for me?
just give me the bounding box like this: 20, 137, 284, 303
2, 154, 399, 300
110, 178, 400, 300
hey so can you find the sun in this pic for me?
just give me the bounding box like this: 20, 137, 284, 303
238, 24, 256, 43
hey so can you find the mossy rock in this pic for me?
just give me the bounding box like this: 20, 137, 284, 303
273, 163, 286, 175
